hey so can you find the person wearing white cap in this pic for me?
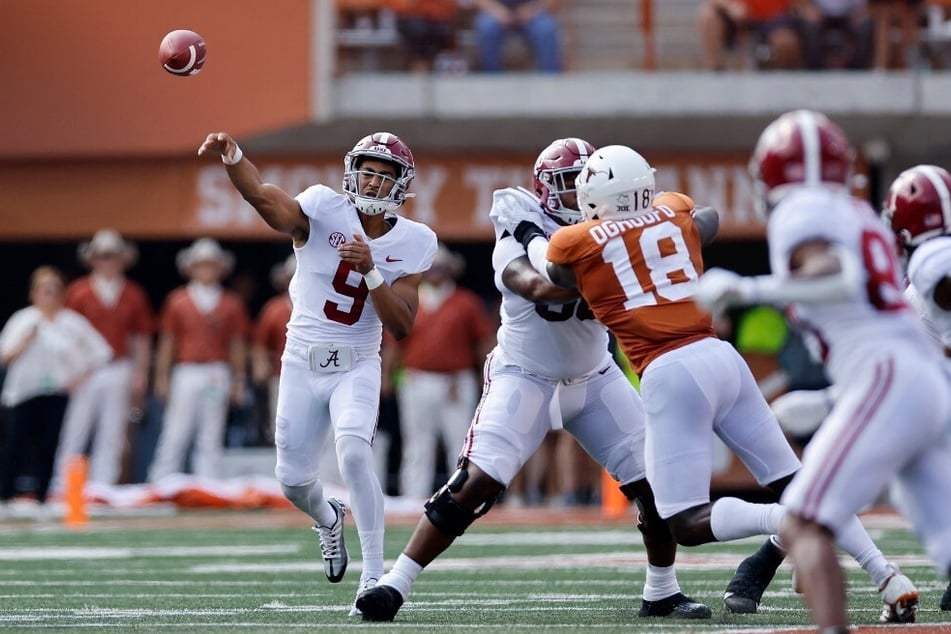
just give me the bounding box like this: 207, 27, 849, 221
147, 238, 250, 482
198, 130, 438, 616
52, 229, 154, 489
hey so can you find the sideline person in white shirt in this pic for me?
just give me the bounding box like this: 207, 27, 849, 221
0, 266, 112, 513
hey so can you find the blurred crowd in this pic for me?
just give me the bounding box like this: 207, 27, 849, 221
337, 0, 946, 74
0, 230, 646, 514
698, 0, 923, 71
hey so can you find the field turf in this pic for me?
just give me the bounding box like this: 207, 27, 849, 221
1, 506, 949, 633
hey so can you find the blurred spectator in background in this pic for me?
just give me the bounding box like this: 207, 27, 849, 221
797, 0, 874, 69
252, 253, 295, 442
53, 230, 153, 489
0, 266, 112, 516
471, 0, 563, 72
867, 0, 921, 69
391, 0, 464, 73
147, 239, 249, 482
698, 0, 804, 70
384, 243, 495, 499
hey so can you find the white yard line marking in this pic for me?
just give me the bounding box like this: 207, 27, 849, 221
0, 545, 297, 561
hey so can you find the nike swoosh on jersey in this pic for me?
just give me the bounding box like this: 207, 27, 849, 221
385, 256, 403, 262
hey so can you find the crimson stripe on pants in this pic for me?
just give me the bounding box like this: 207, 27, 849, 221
800, 358, 893, 520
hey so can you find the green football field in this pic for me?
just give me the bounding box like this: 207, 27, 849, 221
1, 507, 949, 633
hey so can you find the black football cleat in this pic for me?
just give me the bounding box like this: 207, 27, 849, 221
941, 580, 951, 611
638, 592, 712, 619
723, 539, 784, 614
356, 584, 404, 622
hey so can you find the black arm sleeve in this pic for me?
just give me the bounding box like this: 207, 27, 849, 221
512, 221, 546, 251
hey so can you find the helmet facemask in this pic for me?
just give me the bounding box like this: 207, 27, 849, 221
539, 165, 584, 225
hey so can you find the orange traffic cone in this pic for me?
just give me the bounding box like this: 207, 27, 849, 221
600, 469, 630, 519
63, 455, 88, 527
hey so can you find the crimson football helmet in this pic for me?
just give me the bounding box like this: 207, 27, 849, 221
343, 132, 416, 215
533, 138, 595, 225
883, 164, 951, 251
575, 145, 656, 222
749, 109, 855, 216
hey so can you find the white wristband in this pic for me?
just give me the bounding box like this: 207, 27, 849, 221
221, 144, 243, 166
363, 267, 384, 290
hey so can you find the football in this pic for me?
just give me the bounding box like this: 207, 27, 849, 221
159, 29, 207, 76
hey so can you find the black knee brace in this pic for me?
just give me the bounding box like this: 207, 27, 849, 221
424, 487, 478, 537
424, 465, 500, 537
620, 480, 672, 541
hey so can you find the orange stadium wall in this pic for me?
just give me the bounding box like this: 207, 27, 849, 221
0, 153, 769, 241
1, 0, 313, 158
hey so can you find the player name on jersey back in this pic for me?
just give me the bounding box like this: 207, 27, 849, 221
587, 207, 676, 244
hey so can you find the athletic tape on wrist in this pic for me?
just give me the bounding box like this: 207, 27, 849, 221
221, 144, 243, 166
364, 267, 385, 290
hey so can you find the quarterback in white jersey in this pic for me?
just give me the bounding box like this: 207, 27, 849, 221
696, 111, 951, 631
357, 138, 711, 622
199, 131, 437, 616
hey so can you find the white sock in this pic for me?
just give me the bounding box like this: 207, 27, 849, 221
835, 515, 890, 587
710, 498, 786, 542
378, 554, 424, 599
337, 435, 386, 578
310, 492, 338, 528
643, 564, 680, 601
358, 529, 385, 581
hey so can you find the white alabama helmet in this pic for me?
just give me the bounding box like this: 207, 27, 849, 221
575, 145, 656, 221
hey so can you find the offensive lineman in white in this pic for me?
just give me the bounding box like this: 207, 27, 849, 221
357, 138, 711, 622
695, 110, 951, 632
198, 131, 438, 616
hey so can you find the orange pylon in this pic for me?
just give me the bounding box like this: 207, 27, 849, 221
63, 455, 88, 527
600, 469, 630, 519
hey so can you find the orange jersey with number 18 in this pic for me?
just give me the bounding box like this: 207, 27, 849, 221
546, 191, 716, 375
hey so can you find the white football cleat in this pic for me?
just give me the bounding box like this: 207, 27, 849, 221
313, 498, 348, 583
879, 564, 919, 623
